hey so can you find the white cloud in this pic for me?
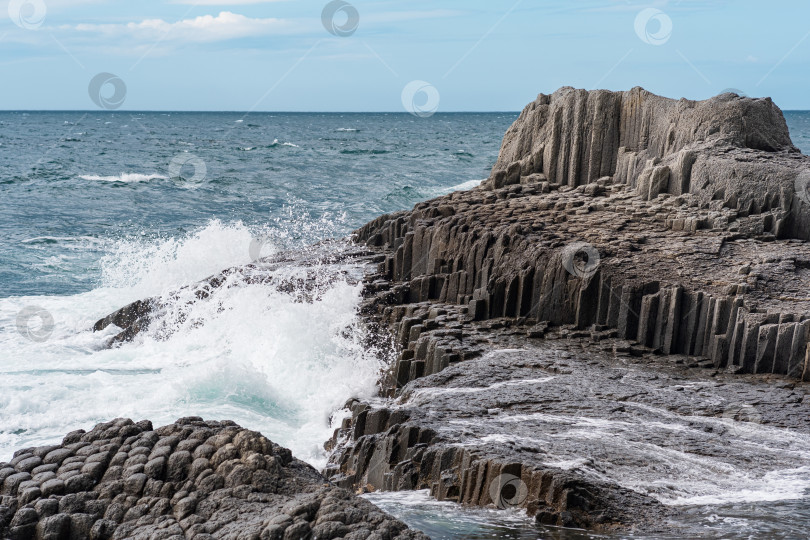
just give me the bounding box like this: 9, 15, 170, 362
67, 11, 299, 42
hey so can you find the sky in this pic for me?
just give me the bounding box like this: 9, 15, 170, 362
1, 0, 809, 111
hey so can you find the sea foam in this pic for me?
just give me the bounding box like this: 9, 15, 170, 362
80, 173, 167, 183
0, 219, 382, 468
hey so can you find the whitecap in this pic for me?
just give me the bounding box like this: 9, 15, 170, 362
80, 173, 167, 183
268, 139, 299, 148
431, 178, 485, 197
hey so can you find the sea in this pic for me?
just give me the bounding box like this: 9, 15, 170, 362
2, 111, 810, 539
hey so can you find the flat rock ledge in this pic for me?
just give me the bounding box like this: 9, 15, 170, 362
0, 418, 427, 540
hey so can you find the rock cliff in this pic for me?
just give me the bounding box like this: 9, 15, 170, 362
354, 88, 810, 380
487, 87, 810, 238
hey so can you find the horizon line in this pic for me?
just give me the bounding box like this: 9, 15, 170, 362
0, 109, 523, 114
3, 109, 810, 114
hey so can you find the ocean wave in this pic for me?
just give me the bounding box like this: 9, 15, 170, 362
1, 218, 379, 467
21, 236, 104, 246
80, 173, 167, 183
440, 178, 484, 194
268, 139, 299, 148
99, 220, 258, 293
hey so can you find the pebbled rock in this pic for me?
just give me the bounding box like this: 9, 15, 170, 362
0, 418, 427, 540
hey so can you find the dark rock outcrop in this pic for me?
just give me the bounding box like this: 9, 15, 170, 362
354, 88, 810, 381
323, 88, 810, 533
89, 87, 810, 535
485, 87, 809, 239
0, 418, 427, 540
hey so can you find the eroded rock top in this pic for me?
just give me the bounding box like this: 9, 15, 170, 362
484, 87, 810, 240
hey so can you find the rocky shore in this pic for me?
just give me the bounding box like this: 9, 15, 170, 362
12, 86, 810, 538
325, 88, 810, 533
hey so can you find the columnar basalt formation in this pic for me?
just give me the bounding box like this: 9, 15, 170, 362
88, 87, 810, 534
487, 87, 809, 238
353, 88, 810, 383
324, 88, 810, 532
0, 418, 428, 540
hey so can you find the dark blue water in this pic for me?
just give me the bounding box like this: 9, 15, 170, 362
0, 112, 515, 298
3, 111, 809, 299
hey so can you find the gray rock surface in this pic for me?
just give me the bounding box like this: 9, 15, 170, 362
0, 418, 428, 540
